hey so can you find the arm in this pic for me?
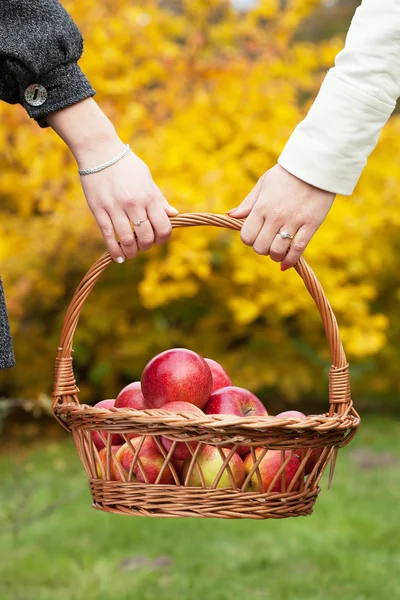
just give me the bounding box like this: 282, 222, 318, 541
47, 98, 179, 262
0, 0, 94, 126
0, 1, 178, 262
229, 0, 400, 267
0, 1, 179, 370
279, 0, 400, 196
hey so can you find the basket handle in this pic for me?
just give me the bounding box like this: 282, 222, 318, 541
52, 213, 351, 418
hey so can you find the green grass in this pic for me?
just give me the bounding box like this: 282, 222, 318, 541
1, 415, 400, 600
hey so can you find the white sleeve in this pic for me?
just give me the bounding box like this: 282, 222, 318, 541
278, 0, 400, 195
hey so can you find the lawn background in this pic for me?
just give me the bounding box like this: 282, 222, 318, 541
1, 415, 399, 600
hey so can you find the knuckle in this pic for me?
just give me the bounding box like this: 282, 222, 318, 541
291, 241, 306, 254
252, 244, 268, 256
252, 202, 265, 217
140, 233, 155, 245
144, 191, 155, 205
307, 215, 319, 229
119, 233, 135, 246
155, 192, 166, 204
102, 228, 115, 240
121, 191, 150, 209
240, 231, 254, 246
138, 239, 154, 251
269, 247, 284, 262
269, 210, 283, 224
139, 190, 154, 204
122, 196, 138, 210
156, 226, 172, 239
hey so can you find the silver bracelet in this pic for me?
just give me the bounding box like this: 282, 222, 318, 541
78, 144, 131, 176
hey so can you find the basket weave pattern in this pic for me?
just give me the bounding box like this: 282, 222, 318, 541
53, 213, 360, 519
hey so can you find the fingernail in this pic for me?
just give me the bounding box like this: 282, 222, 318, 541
115, 257, 125, 264
169, 206, 179, 215
227, 208, 237, 214
280, 264, 289, 272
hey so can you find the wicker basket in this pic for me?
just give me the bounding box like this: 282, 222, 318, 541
52, 213, 360, 519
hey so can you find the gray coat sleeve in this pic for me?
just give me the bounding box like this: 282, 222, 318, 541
0, 279, 15, 370
0, 0, 95, 127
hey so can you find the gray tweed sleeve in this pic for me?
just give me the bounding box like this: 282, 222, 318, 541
0, 0, 95, 127
0, 278, 15, 370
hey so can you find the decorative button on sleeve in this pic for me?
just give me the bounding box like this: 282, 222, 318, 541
24, 84, 48, 107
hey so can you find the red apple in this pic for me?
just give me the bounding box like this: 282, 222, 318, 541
298, 447, 323, 475
116, 437, 177, 484
160, 401, 204, 460
141, 348, 212, 409
204, 386, 268, 456
244, 449, 301, 493
115, 381, 147, 410
276, 411, 323, 475
276, 410, 306, 419
204, 358, 232, 393
205, 386, 267, 417
181, 444, 245, 489
114, 382, 148, 440
91, 399, 123, 450
96, 445, 125, 480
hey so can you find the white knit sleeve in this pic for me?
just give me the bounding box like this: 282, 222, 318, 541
278, 0, 400, 195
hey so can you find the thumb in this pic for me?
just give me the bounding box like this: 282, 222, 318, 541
227, 176, 264, 218
157, 189, 179, 216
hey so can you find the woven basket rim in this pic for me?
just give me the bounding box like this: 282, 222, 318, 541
54, 402, 360, 433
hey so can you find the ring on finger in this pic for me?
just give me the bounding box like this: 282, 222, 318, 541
269, 227, 297, 261
279, 229, 294, 240
133, 218, 148, 226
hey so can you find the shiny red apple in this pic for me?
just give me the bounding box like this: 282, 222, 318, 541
244, 449, 301, 492
276, 410, 307, 419
160, 401, 204, 460
205, 386, 267, 417
96, 445, 125, 480
116, 436, 177, 484
297, 446, 323, 475
141, 348, 213, 409
276, 410, 323, 475
91, 399, 123, 450
115, 381, 147, 410
204, 358, 232, 393
204, 386, 268, 456
115, 382, 147, 439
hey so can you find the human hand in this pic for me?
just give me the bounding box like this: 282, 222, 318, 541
48, 99, 178, 263
79, 147, 178, 263
227, 164, 335, 270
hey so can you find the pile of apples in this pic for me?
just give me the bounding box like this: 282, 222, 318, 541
92, 348, 322, 492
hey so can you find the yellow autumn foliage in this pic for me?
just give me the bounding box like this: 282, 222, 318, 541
0, 0, 399, 407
